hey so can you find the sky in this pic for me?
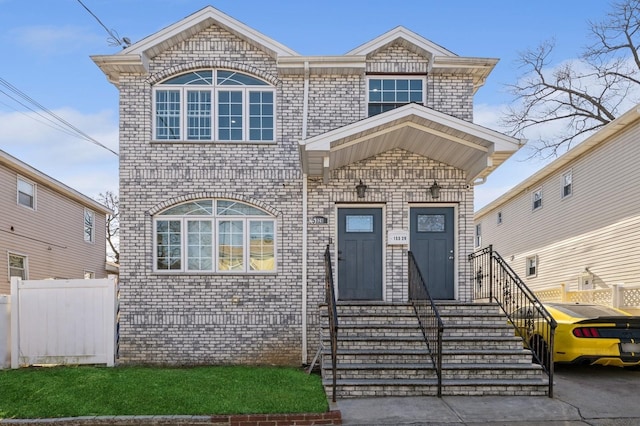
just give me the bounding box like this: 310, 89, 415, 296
0, 0, 618, 210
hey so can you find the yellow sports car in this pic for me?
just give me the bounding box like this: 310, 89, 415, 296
511, 302, 640, 367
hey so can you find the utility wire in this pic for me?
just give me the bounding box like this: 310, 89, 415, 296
0, 78, 119, 157
76, 0, 130, 47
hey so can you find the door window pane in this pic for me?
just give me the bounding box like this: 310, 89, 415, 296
346, 215, 373, 233
418, 214, 445, 232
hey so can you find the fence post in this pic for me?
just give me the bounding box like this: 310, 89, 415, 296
0, 294, 10, 369
560, 283, 567, 302
10, 277, 20, 369
611, 284, 621, 308
488, 245, 493, 301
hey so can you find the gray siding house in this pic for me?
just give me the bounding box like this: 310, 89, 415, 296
0, 149, 111, 294
93, 6, 552, 397
475, 105, 640, 294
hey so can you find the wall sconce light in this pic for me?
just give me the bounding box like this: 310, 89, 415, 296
356, 179, 367, 198
429, 180, 441, 199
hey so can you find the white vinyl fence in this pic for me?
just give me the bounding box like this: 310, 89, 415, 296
535, 283, 640, 315
10, 277, 117, 369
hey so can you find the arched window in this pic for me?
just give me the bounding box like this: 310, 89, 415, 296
154, 199, 276, 273
153, 70, 275, 142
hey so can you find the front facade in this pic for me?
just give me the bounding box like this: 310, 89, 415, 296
0, 149, 111, 294
93, 6, 521, 366
474, 105, 640, 293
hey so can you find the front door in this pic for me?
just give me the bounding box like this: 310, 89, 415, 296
410, 207, 455, 299
337, 208, 383, 300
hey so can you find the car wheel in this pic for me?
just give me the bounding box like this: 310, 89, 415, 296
531, 336, 550, 370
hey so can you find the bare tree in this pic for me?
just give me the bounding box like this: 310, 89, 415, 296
503, 0, 640, 158
98, 190, 119, 264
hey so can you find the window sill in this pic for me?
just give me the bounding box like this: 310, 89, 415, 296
151, 271, 278, 276
150, 140, 277, 145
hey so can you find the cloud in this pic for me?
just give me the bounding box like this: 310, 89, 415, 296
0, 107, 119, 198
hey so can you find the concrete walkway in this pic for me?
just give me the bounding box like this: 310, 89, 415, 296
337, 366, 640, 425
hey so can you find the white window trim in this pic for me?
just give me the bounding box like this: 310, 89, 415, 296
16, 175, 36, 210
526, 255, 538, 278
366, 75, 427, 109
8, 251, 28, 281
84, 270, 95, 279
152, 70, 276, 143
532, 188, 543, 211
561, 169, 573, 199
152, 200, 277, 275
84, 208, 95, 244
474, 223, 482, 248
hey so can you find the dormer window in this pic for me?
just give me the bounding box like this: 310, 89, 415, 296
153, 70, 275, 142
367, 77, 425, 116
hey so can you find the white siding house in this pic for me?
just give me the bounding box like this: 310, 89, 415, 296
474, 105, 640, 293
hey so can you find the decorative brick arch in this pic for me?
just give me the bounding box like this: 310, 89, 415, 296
147, 61, 280, 86
147, 192, 282, 217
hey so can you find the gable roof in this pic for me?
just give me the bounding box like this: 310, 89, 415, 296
299, 103, 522, 184
93, 8, 498, 92
347, 26, 456, 58
92, 6, 298, 84
475, 104, 640, 218
0, 149, 112, 215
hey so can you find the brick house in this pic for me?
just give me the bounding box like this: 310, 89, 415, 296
93, 6, 549, 396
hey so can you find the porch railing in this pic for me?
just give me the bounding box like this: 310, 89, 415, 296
408, 251, 444, 398
324, 244, 339, 403
469, 245, 557, 398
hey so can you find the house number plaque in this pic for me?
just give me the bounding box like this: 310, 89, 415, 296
387, 230, 409, 245
309, 216, 328, 225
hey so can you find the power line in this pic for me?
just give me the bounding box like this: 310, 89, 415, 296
76, 0, 131, 47
0, 78, 119, 157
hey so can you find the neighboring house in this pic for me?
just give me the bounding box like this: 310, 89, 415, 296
92, 6, 522, 367
0, 149, 112, 294
474, 104, 640, 292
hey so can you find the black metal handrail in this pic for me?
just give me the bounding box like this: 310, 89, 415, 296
323, 245, 339, 403
469, 245, 557, 398
408, 251, 444, 398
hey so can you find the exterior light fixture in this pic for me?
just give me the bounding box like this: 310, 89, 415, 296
429, 180, 441, 199
356, 179, 367, 198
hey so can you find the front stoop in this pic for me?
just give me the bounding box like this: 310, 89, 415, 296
320, 302, 548, 398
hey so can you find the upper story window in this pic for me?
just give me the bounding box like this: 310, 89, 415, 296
8, 253, 27, 280
17, 176, 35, 209
532, 188, 542, 211
367, 77, 425, 116
474, 223, 482, 248
562, 170, 573, 198
154, 199, 276, 274
84, 209, 95, 243
497, 211, 503, 225
154, 70, 275, 142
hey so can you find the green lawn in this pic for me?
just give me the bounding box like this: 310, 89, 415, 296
0, 365, 328, 419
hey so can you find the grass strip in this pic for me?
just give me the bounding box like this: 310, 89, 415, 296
0, 365, 328, 419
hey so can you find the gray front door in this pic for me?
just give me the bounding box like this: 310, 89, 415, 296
410, 207, 455, 300
337, 208, 383, 300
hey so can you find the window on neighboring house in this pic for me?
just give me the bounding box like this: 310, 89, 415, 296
532, 188, 542, 210
562, 170, 573, 198
17, 176, 35, 209
497, 211, 503, 225
526, 255, 537, 277
474, 223, 482, 248
154, 199, 276, 273
84, 209, 95, 243
367, 77, 425, 116
84, 271, 95, 279
154, 70, 275, 142
8, 253, 27, 280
